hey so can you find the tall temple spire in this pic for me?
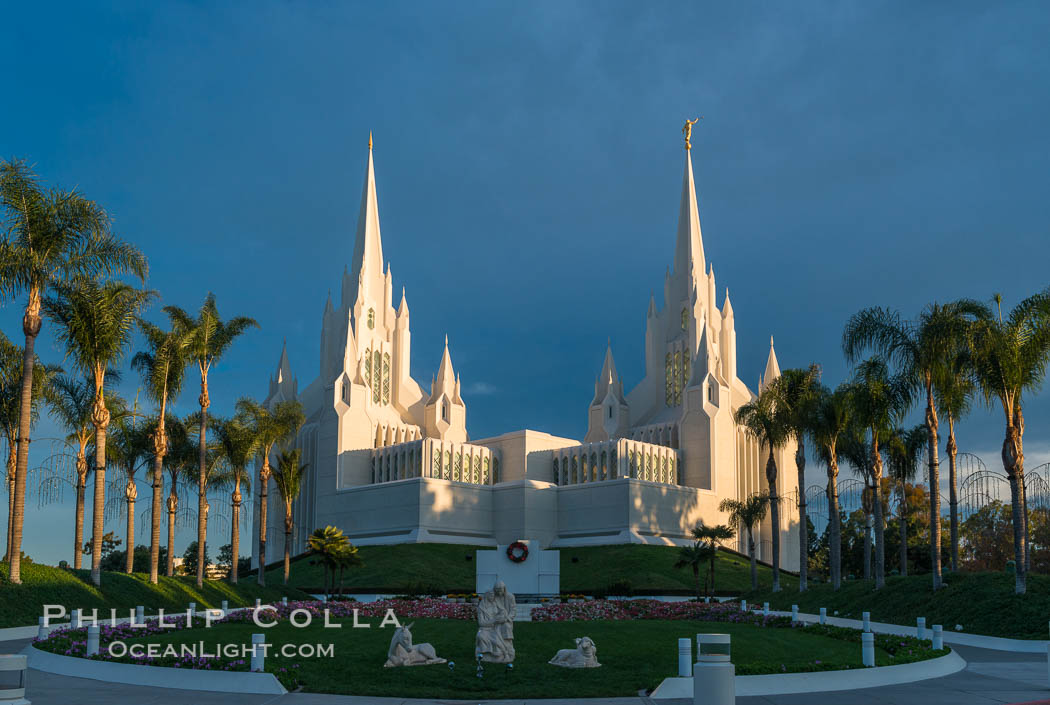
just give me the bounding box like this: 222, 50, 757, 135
761, 336, 781, 392
591, 341, 625, 405
348, 134, 385, 307
673, 147, 706, 296
434, 334, 456, 393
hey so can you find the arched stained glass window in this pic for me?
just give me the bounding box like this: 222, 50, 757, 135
553, 457, 560, 484
571, 456, 578, 484
433, 448, 441, 477
683, 356, 690, 392
493, 457, 500, 484
665, 353, 673, 406
444, 451, 452, 480
681, 307, 689, 330
373, 351, 382, 403
673, 350, 682, 406
484, 456, 490, 484
367, 308, 375, 329
364, 349, 372, 386
474, 455, 481, 483
454, 452, 463, 481
382, 353, 391, 405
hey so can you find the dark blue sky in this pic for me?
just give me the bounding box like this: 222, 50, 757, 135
3, 2, 1049, 564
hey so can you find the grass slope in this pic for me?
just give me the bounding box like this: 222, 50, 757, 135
0, 561, 311, 628
119, 617, 880, 698
744, 571, 1050, 639
266, 543, 794, 595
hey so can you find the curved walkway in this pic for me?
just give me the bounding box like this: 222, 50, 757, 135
6, 637, 1049, 704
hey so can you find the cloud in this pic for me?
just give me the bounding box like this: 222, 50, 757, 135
464, 381, 498, 397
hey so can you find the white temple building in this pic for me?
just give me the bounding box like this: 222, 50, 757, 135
253, 132, 799, 570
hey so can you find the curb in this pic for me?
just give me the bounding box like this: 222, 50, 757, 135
650, 649, 967, 699
23, 644, 287, 695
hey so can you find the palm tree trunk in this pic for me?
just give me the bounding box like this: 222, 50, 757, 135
898, 481, 908, 576
197, 376, 209, 589
765, 450, 781, 592
10, 289, 42, 585
796, 441, 807, 592
230, 477, 241, 584
1003, 418, 1026, 594
692, 564, 701, 599
5, 474, 14, 562
283, 511, 292, 586
90, 391, 110, 587
257, 457, 270, 587
166, 490, 177, 577
925, 388, 943, 590
124, 478, 136, 573
748, 529, 757, 591
74, 473, 86, 569
863, 508, 872, 581
871, 441, 886, 590
946, 416, 959, 573
149, 403, 167, 584
828, 460, 841, 590
709, 553, 717, 598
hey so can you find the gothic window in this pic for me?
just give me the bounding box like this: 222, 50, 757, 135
571, 456, 578, 484
708, 384, 713, 402
367, 308, 375, 329
372, 351, 382, 403
382, 353, 391, 405
629, 451, 637, 478
455, 452, 463, 481
683, 356, 690, 392
665, 353, 673, 406
342, 380, 350, 404
673, 350, 682, 405
365, 349, 372, 386
590, 453, 598, 482
484, 456, 490, 484
552, 458, 560, 485
608, 405, 612, 419
646, 453, 653, 481
610, 450, 617, 478
474, 455, 481, 483
371, 458, 376, 484
600, 451, 607, 480
493, 457, 500, 484
681, 307, 688, 331
444, 451, 452, 480
432, 448, 441, 477
442, 400, 449, 422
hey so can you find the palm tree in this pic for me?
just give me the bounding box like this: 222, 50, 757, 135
692, 521, 735, 597
271, 446, 307, 585
810, 383, 853, 590
885, 425, 926, 576
168, 294, 257, 587
935, 336, 975, 573
132, 317, 190, 583
0, 333, 55, 561
43, 278, 153, 585
846, 358, 911, 589
839, 420, 874, 580
236, 398, 304, 585
161, 415, 195, 577
719, 493, 770, 591
843, 301, 984, 590
331, 541, 362, 599
735, 387, 790, 591
47, 375, 96, 568
674, 541, 714, 600
969, 289, 1050, 595
0, 159, 147, 584
776, 365, 821, 592
108, 408, 151, 573
307, 525, 352, 598
212, 415, 258, 584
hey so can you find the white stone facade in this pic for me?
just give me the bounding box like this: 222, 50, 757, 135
253, 139, 799, 571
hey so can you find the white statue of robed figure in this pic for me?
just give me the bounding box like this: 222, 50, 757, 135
475, 579, 516, 663
383, 623, 446, 667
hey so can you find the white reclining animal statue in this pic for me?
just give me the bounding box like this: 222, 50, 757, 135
549, 636, 601, 668
383, 623, 447, 667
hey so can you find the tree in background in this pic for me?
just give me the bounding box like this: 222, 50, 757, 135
810, 383, 853, 589
47, 374, 98, 569
674, 540, 714, 600
44, 279, 153, 586
83, 531, 122, 564
969, 290, 1050, 594
217, 543, 251, 578
180, 539, 210, 578
846, 358, 912, 589
132, 316, 190, 584
719, 493, 770, 591
236, 398, 304, 587
307, 525, 360, 598
168, 294, 257, 588
691, 521, 735, 597
843, 300, 985, 590
161, 416, 196, 577
885, 425, 927, 576
958, 501, 1013, 572
271, 447, 308, 585
108, 406, 151, 573
0, 158, 146, 584
776, 364, 822, 592
735, 387, 790, 592
936, 329, 976, 573
212, 414, 258, 584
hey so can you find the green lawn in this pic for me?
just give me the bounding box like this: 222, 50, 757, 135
264, 543, 793, 595
0, 561, 311, 628
116, 617, 883, 698
744, 570, 1050, 639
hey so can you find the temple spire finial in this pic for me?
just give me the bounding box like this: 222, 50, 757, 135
682, 116, 702, 150
369, 131, 373, 150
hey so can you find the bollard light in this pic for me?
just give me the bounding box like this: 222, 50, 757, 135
862, 611, 870, 632
221, 600, 228, 616
86, 625, 100, 657
677, 638, 691, 677
740, 599, 747, 612
70, 609, 81, 630
819, 607, 827, 625
135, 606, 144, 624
250, 633, 265, 672
282, 597, 288, 606
932, 625, 943, 650
255, 598, 261, 610
0, 653, 29, 705
696, 634, 731, 662
36, 617, 48, 641
791, 605, 799, 623
762, 602, 769, 617
694, 634, 734, 705
917, 617, 926, 640
861, 632, 875, 667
